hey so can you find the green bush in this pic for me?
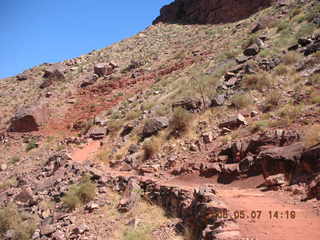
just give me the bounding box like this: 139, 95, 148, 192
142, 138, 160, 160
230, 94, 252, 109
242, 72, 273, 91
0, 204, 36, 240
276, 20, 290, 33
169, 108, 193, 137
25, 140, 38, 152
62, 176, 96, 210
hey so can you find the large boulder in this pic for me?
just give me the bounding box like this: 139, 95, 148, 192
243, 43, 260, 56
308, 175, 320, 200
142, 117, 169, 138
117, 178, 141, 212
258, 143, 305, 180
43, 64, 65, 80
8, 107, 40, 132
94, 63, 115, 77
218, 114, 247, 130
79, 73, 98, 88
41, 64, 66, 89
301, 143, 320, 173
304, 41, 320, 56
87, 126, 107, 140
172, 97, 202, 112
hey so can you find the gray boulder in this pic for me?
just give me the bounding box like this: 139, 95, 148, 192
244, 43, 260, 56
142, 117, 169, 138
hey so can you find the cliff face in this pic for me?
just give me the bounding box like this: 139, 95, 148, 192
153, 0, 273, 24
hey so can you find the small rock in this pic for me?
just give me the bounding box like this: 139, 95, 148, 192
85, 202, 99, 211
202, 132, 213, 144
5, 229, 17, 239
265, 174, 288, 187
244, 43, 260, 56
52, 230, 65, 240
73, 224, 89, 234
0, 163, 7, 171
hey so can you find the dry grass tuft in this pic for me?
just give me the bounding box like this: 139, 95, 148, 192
303, 124, 320, 148
242, 72, 273, 91
0, 203, 36, 240
168, 108, 194, 137
230, 93, 252, 109
62, 175, 96, 210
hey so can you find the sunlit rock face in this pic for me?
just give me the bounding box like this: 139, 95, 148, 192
153, 0, 273, 24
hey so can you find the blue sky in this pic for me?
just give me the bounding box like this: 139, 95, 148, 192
0, 0, 172, 78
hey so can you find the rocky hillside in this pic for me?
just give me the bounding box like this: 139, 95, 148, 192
1, 0, 320, 239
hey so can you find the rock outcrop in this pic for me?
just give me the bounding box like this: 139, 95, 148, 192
153, 0, 272, 25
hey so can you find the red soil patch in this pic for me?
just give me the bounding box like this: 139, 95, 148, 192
71, 140, 101, 162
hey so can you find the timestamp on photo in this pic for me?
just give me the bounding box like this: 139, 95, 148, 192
268, 210, 296, 219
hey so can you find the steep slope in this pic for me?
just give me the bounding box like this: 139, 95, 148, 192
1, 0, 320, 239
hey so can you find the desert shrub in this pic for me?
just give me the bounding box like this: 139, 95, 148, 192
241, 34, 258, 49
289, 7, 303, 19
25, 140, 38, 152
10, 156, 20, 164
308, 74, 320, 85
295, 22, 317, 38
276, 20, 290, 33
123, 226, 152, 240
108, 120, 124, 138
303, 124, 320, 147
282, 52, 300, 66
305, 4, 320, 22
168, 108, 194, 137
126, 110, 142, 121
62, 176, 96, 210
74, 119, 94, 135
231, 94, 252, 109
250, 120, 270, 133
274, 64, 289, 75
142, 138, 161, 160
277, 104, 302, 122
0, 204, 36, 240
242, 72, 273, 91
311, 91, 320, 104
262, 91, 281, 112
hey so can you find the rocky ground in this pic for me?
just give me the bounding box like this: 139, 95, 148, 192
1, 0, 320, 239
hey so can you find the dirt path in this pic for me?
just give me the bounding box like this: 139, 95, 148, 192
70, 144, 320, 240
218, 186, 320, 240
71, 140, 101, 162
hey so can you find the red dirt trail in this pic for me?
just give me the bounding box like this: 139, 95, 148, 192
70, 145, 320, 240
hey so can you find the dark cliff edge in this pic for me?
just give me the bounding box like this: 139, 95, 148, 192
153, 0, 273, 25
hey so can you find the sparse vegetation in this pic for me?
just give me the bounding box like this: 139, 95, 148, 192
10, 156, 20, 164
282, 52, 299, 66
303, 124, 320, 147
25, 139, 38, 152
274, 64, 289, 76
230, 93, 252, 109
262, 91, 281, 112
142, 138, 161, 160
169, 107, 194, 137
0, 203, 36, 240
242, 72, 273, 91
250, 120, 270, 133
62, 175, 96, 210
